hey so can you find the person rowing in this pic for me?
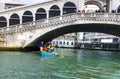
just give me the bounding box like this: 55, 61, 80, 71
39, 41, 44, 51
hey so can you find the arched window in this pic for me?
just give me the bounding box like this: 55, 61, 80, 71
67, 42, 69, 45
59, 41, 62, 45
0, 16, 7, 27
36, 8, 46, 20
49, 5, 60, 18
63, 2, 77, 14
71, 42, 74, 45
9, 13, 20, 26
22, 11, 33, 23
63, 41, 65, 45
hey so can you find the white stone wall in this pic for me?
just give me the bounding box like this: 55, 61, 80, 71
0, 13, 120, 47
0, 0, 120, 48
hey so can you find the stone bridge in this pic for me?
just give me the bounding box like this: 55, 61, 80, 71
0, 0, 120, 49
0, 13, 120, 48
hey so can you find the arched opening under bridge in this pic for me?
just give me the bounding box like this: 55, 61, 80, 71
25, 23, 120, 48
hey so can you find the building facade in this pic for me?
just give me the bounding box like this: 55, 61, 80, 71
51, 33, 75, 48
78, 32, 119, 43
77, 32, 120, 50
0, 0, 24, 11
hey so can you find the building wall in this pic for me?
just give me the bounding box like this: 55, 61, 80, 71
51, 39, 75, 47
51, 33, 75, 47
77, 32, 120, 44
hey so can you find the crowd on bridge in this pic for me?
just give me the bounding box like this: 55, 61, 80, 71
77, 9, 108, 14
112, 5, 120, 13
76, 9, 120, 14
76, 5, 120, 14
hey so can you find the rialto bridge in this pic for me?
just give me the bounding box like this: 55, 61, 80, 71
0, 0, 120, 49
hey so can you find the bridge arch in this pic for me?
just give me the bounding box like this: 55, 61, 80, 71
22, 11, 33, 23
36, 8, 47, 20
49, 5, 60, 18
85, 1, 104, 12
63, 2, 77, 14
25, 22, 120, 47
9, 13, 20, 26
0, 16, 7, 27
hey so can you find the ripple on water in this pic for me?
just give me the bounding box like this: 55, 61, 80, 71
0, 49, 120, 79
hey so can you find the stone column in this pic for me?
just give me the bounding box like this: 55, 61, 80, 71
46, 9, 49, 23
33, 12, 36, 22
20, 16, 22, 24
7, 18, 9, 27
46, 9, 49, 19
60, 7, 63, 20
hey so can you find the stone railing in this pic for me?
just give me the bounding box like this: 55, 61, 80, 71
0, 13, 120, 34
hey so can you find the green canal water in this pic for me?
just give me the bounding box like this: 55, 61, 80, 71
0, 48, 120, 79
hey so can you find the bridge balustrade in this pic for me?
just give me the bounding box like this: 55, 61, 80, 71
84, 13, 93, 17
0, 13, 120, 34
48, 16, 60, 23
22, 22, 33, 28
70, 13, 80, 19
62, 14, 71, 20
116, 14, 120, 18
108, 13, 116, 18
8, 25, 18, 31
35, 19, 45, 27
95, 13, 105, 18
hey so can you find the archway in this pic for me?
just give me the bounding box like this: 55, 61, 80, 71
25, 23, 120, 47
63, 2, 77, 14
49, 5, 60, 18
0, 16, 7, 27
36, 8, 46, 20
9, 13, 20, 26
85, 1, 104, 12
22, 11, 33, 23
